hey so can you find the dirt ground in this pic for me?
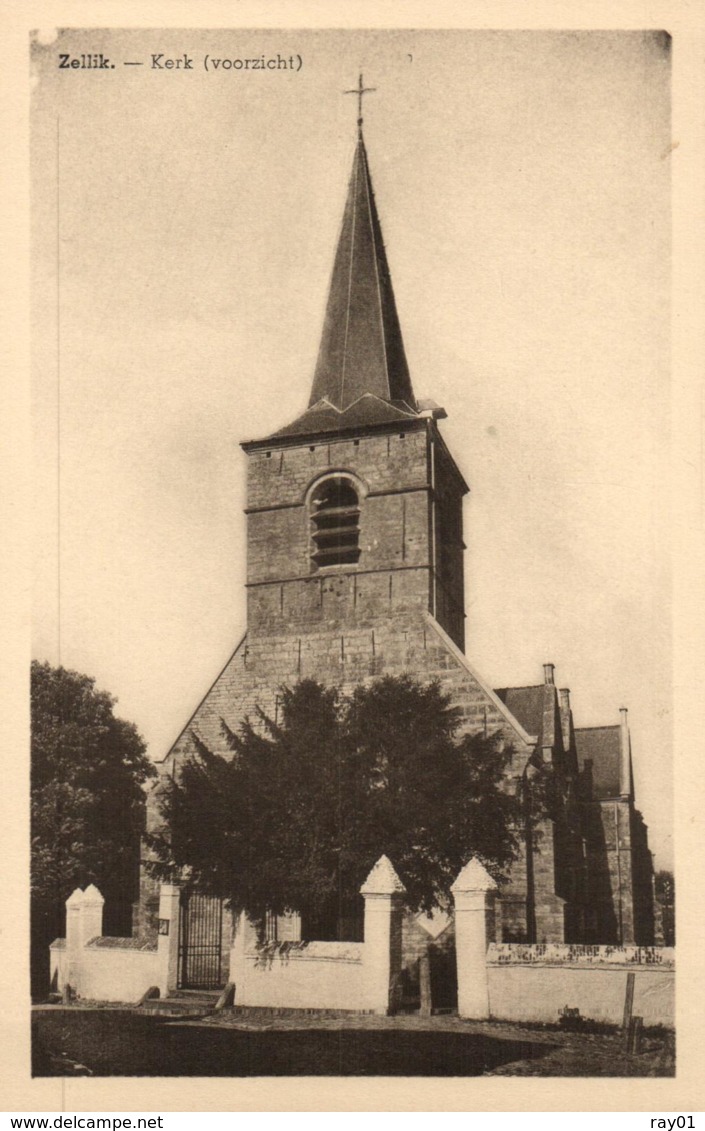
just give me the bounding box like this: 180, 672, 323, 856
32, 1005, 675, 1078
205, 1009, 675, 1077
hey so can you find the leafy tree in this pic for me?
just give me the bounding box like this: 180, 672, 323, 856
150, 675, 520, 938
654, 869, 675, 946
31, 661, 155, 994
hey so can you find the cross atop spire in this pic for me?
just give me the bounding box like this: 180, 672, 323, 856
345, 73, 376, 132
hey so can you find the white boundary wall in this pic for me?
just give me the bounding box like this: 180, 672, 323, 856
453, 858, 675, 1027
48, 858, 407, 1014
230, 935, 366, 1011
50, 858, 674, 1024
50, 884, 180, 1003
230, 855, 406, 1014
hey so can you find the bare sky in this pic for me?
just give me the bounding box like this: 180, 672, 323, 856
31, 29, 672, 867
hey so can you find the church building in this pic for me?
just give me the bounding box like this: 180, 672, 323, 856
139, 94, 656, 990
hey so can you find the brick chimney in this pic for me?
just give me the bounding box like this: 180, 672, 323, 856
619, 707, 632, 798
540, 663, 557, 762
559, 688, 571, 749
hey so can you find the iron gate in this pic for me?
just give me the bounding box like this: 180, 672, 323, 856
178, 891, 225, 990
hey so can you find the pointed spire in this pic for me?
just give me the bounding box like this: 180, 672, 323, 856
309, 132, 415, 413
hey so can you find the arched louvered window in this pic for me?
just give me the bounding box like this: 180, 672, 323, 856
310, 477, 361, 568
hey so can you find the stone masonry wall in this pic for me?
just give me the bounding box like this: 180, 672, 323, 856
244, 421, 466, 650
245, 426, 433, 639
156, 615, 532, 780
143, 612, 538, 941
141, 420, 557, 945
432, 441, 466, 650
246, 427, 429, 512
585, 798, 636, 945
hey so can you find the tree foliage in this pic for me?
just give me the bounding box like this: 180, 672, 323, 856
654, 869, 675, 946
31, 661, 155, 920
150, 675, 520, 934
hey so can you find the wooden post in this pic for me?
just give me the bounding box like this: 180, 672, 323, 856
628, 1016, 643, 1054
622, 971, 636, 1036
419, 952, 432, 1017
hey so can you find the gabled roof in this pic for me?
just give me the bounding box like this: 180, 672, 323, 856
426, 615, 534, 748
575, 726, 621, 799
494, 685, 543, 740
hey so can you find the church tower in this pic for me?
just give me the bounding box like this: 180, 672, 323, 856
242, 120, 467, 651
140, 90, 656, 965
144, 101, 562, 949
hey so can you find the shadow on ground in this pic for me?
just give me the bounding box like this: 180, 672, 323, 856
33, 1010, 549, 1077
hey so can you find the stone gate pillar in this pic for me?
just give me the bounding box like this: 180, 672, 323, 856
80, 884, 105, 945
451, 858, 497, 1020
360, 855, 406, 1015
156, 884, 181, 996
65, 887, 85, 995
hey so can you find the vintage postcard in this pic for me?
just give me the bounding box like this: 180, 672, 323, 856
4, 0, 705, 1115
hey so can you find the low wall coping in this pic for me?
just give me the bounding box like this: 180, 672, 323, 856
487, 943, 675, 969
244, 941, 363, 965
85, 936, 158, 952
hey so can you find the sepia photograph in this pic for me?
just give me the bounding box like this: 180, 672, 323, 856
29, 26, 675, 1082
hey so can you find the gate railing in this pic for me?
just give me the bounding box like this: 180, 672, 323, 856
178, 891, 224, 990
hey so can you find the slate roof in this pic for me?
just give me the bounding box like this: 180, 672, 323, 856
494, 688, 628, 801
494, 685, 544, 738
310, 132, 415, 412
251, 129, 420, 447
575, 726, 621, 799
259, 393, 421, 444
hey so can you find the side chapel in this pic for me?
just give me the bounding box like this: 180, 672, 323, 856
139, 93, 657, 990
